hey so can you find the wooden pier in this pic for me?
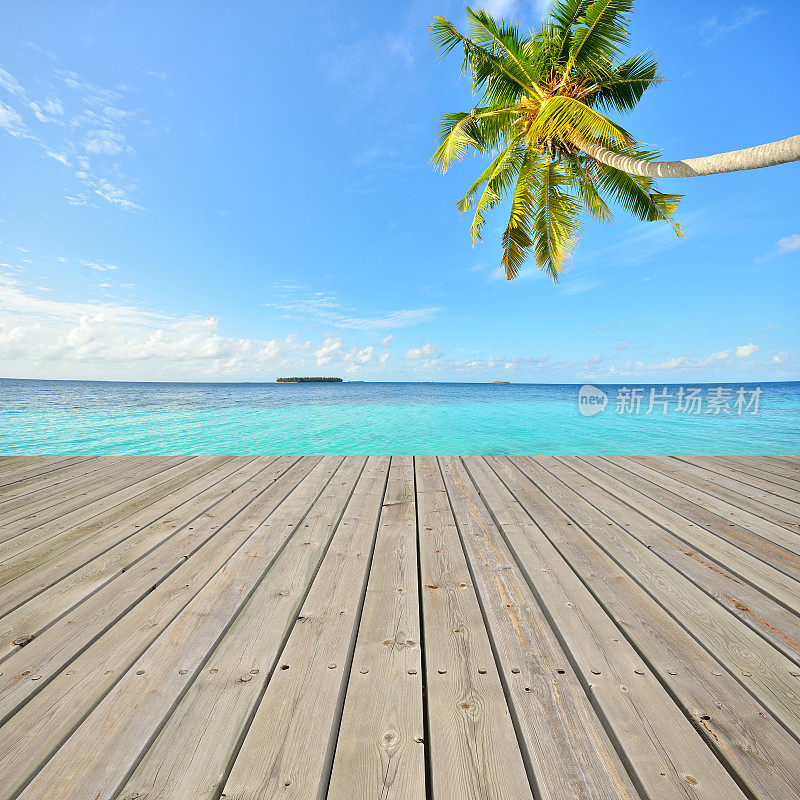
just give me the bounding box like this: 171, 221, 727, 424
0, 455, 798, 800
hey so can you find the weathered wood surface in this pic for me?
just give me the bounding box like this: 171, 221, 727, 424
0, 456, 797, 800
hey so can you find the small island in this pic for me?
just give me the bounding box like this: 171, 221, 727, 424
276, 377, 343, 383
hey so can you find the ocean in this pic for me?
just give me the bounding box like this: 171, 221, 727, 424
0, 378, 798, 455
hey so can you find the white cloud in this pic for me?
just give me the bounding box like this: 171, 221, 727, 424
266, 285, 438, 331
46, 151, 70, 166
42, 98, 64, 115
81, 259, 118, 271
381, 334, 393, 346
92, 180, 142, 211
0, 278, 317, 380
700, 7, 766, 45
340, 307, 439, 330
83, 129, 126, 155
29, 98, 64, 122
404, 343, 441, 360
755, 233, 800, 263
479, 0, 555, 18
353, 346, 373, 364
0, 67, 26, 97
0, 63, 145, 211
315, 337, 343, 365
314, 337, 376, 369
0, 101, 30, 138
735, 343, 759, 358
606, 344, 764, 377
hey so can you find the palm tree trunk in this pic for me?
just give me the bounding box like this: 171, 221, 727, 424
576, 134, 800, 178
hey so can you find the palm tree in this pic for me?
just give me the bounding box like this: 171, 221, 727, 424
431, 1, 799, 280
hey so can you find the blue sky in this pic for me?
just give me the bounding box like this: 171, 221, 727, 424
0, 0, 797, 383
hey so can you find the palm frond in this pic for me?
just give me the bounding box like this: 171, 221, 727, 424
501, 152, 538, 279
565, 0, 633, 75
431, 113, 481, 172
466, 8, 545, 94
549, 0, 593, 64
430, 16, 534, 106
431, 106, 518, 171
590, 50, 660, 111
529, 94, 634, 149
530, 159, 582, 280
430, 3, 684, 281
457, 137, 527, 244
563, 156, 613, 222
593, 152, 682, 231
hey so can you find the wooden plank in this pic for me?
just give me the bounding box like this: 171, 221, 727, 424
642, 457, 800, 527
118, 457, 367, 800
594, 456, 800, 573
414, 456, 534, 800
484, 456, 800, 800
327, 457, 425, 800
768, 456, 800, 469
562, 457, 800, 661
0, 455, 138, 508
0, 458, 228, 614
0, 457, 88, 491
0, 457, 254, 659
513, 457, 800, 739
0, 456, 170, 533
219, 457, 390, 800
0, 457, 321, 798
441, 457, 644, 800
0, 457, 104, 501
0, 456, 236, 610
672, 456, 800, 506
0, 456, 302, 729
712, 456, 800, 496
0, 456, 191, 555
15, 456, 349, 800
0, 456, 30, 467
579, 456, 800, 591
619, 458, 800, 554
692, 455, 800, 498
730, 457, 800, 482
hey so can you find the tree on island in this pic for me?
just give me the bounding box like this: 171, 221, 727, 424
275, 377, 343, 383
430, 1, 799, 280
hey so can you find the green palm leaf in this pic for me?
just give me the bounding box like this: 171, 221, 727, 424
529, 95, 634, 149
590, 50, 660, 111
594, 153, 682, 231
564, 157, 613, 222
501, 153, 538, 280
549, 0, 593, 63
566, 0, 633, 74
466, 8, 545, 95
430, 16, 533, 105
530, 159, 582, 280
458, 137, 527, 244
431, 106, 517, 171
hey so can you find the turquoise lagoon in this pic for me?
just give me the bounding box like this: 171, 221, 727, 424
0, 379, 797, 455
